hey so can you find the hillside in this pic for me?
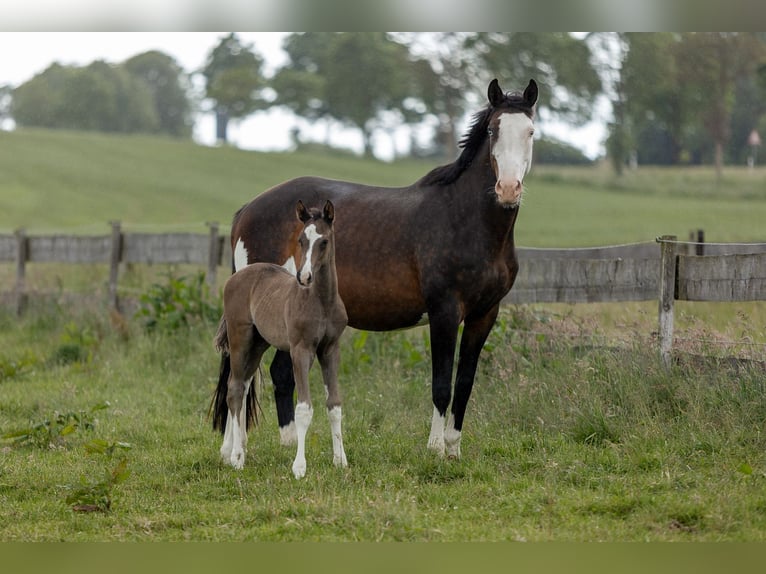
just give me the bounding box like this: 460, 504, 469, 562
2, 128, 765, 246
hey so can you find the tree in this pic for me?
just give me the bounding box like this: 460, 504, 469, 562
610, 33, 766, 175
396, 32, 480, 158
12, 61, 158, 134
123, 51, 193, 138
272, 33, 433, 158
202, 33, 267, 144
467, 33, 603, 127
675, 33, 766, 180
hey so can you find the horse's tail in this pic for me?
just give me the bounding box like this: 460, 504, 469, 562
210, 316, 260, 434
213, 315, 229, 355
210, 316, 230, 434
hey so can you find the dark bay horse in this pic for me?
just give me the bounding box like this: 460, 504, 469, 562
213, 200, 348, 478
213, 78, 538, 458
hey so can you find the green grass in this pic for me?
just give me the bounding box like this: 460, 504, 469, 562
1, 301, 765, 541
2, 128, 766, 246
2, 128, 766, 541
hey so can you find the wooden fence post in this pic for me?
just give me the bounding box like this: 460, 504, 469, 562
206, 222, 220, 291
14, 228, 28, 316
108, 221, 122, 310
658, 235, 678, 369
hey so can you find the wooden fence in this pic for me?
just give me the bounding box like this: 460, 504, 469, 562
3, 224, 766, 366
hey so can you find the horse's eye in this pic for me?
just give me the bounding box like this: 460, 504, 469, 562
487, 128, 494, 137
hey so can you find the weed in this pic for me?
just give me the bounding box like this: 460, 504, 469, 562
135, 271, 220, 333
51, 322, 99, 365
0, 351, 39, 382
1, 402, 110, 449
65, 456, 131, 513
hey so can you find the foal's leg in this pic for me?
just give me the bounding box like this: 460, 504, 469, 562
426, 304, 461, 457
290, 346, 314, 479
447, 305, 500, 459
319, 341, 347, 468
225, 325, 266, 469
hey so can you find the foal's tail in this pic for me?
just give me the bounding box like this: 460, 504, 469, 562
209, 316, 259, 434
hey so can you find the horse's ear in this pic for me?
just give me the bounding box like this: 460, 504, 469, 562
487, 78, 504, 107
296, 200, 310, 223
323, 200, 334, 224
523, 79, 538, 107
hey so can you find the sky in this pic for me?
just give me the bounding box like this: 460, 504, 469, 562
0, 32, 607, 160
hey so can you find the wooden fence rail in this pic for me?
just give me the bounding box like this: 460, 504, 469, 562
2, 224, 765, 366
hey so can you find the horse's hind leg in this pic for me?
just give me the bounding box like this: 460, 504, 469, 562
224, 324, 266, 469
319, 341, 347, 469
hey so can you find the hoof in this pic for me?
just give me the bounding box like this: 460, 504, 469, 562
427, 432, 446, 457
333, 452, 348, 468
230, 448, 245, 470
280, 422, 297, 446
292, 460, 306, 479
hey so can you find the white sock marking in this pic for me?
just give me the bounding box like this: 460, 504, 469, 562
328, 406, 348, 468
427, 406, 446, 456
292, 402, 313, 479
444, 413, 462, 459
279, 421, 297, 445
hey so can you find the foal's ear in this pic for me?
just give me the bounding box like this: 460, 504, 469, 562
323, 200, 335, 224
488, 78, 504, 107
296, 200, 311, 223
523, 79, 538, 107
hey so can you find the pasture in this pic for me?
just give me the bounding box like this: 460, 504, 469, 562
1, 128, 766, 541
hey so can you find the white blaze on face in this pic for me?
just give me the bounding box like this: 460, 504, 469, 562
491, 113, 534, 206
233, 238, 249, 272
298, 223, 322, 284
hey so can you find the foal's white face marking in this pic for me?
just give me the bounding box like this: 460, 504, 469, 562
233, 238, 249, 272
491, 112, 534, 207
298, 223, 323, 285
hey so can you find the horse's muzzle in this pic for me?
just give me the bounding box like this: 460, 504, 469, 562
297, 270, 312, 286
495, 178, 523, 207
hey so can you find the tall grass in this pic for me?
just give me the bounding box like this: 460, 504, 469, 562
1, 297, 765, 541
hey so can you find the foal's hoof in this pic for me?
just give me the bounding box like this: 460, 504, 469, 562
292, 460, 307, 479
230, 450, 245, 470
333, 452, 348, 468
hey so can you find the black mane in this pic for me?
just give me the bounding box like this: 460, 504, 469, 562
421, 90, 535, 187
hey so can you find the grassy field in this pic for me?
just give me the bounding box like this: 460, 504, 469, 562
2, 128, 766, 541
1, 299, 765, 541
2, 128, 766, 245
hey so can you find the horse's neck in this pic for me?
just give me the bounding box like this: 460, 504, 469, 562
310, 258, 341, 308
458, 149, 520, 249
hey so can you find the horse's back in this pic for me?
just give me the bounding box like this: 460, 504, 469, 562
224, 263, 294, 351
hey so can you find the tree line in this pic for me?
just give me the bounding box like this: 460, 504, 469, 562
5, 33, 766, 173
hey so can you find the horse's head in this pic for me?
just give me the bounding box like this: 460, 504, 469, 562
295, 199, 335, 287
486, 78, 537, 208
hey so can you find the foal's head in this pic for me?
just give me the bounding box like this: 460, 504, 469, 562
295, 200, 335, 287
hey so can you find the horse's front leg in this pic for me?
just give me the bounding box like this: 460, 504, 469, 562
426, 305, 460, 457
447, 305, 500, 459
319, 341, 347, 469
270, 350, 297, 445
290, 347, 314, 479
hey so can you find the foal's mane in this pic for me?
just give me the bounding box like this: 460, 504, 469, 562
420, 90, 535, 187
